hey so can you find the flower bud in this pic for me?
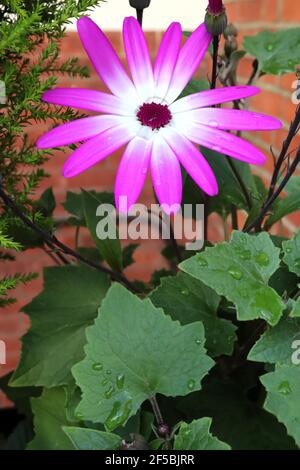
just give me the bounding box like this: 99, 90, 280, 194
223, 23, 238, 39
129, 0, 151, 8
205, 0, 228, 36
207, 0, 224, 15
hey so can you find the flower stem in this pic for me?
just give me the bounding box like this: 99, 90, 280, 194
136, 9, 143, 26
211, 35, 220, 89
244, 105, 300, 232
0, 186, 140, 294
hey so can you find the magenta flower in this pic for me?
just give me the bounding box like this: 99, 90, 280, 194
37, 16, 281, 213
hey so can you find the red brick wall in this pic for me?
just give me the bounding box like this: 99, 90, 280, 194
1, 1, 299, 406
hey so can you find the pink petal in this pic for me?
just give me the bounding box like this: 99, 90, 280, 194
63, 122, 139, 178
170, 86, 260, 113
36, 115, 124, 149
161, 128, 218, 196
115, 137, 152, 212
165, 23, 212, 104
77, 17, 137, 101
178, 123, 266, 165
123, 17, 154, 101
42, 88, 135, 115
150, 136, 182, 214
154, 22, 182, 99
182, 108, 282, 131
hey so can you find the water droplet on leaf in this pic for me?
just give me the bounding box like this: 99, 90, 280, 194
106, 369, 112, 375
181, 289, 189, 296
187, 379, 196, 390
92, 362, 103, 371
195, 338, 202, 345
105, 386, 115, 399
105, 397, 133, 431
255, 251, 270, 266
197, 256, 208, 267
102, 379, 108, 386
278, 381, 291, 395
228, 266, 243, 280
266, 43, 274, 51
116, 374, 125, 389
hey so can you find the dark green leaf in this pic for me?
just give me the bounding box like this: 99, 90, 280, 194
10, 265, 110, 387
150, 272, 237, 357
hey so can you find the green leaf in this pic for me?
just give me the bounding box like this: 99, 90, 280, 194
283, 230, 300, 276
122, 244, 139, 269
248, 316, 300, 365
261, 364, 300, 446
63, 427, 121, 450
37, 187, 56, 216
290, 297, 300, 317
265, 177, 300, 229
150, 273, 237, 357
82, 189, 123, 272
174, 418, 231, 450
180, 231, 284, 325
73, 284, 214, 431
62, 191, 85, 226
179, 376, 297, 450
10, 265, 110, 387
243, 28, 300, 75
181, 78, 209, 98
28, 388, 74, 450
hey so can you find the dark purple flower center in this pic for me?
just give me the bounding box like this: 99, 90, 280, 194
137, 102, 172, 130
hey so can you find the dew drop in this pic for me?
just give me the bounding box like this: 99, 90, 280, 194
228, 266, 243, 280
92, 362, 103, 371
285, 247, 292, 254
156, 180, 161, 187
239, 249, 251, 260
105, 398, 133, 431
195, 338, 202, 345
288, 60, 294, 68
116, 373, 125, 389
106, 369, 112, 375
197, 256, 208, 267
181, 288, 189, 296
212, 145, 221, 152
75, 411, 83, 420
102, 379, 108, 386
278, 381, 291, 395
266, 43, 274, 51
104, 385, 115, 399
255, 251, 270, 266
141, 167, 147, 175
294, 257, 300, 268
187, 379, 196, 390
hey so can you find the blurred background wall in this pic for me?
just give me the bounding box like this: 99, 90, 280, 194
1, 0, 299, 406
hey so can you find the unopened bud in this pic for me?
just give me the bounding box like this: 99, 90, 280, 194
205, 1, 228, 36
223, 23, 238, 39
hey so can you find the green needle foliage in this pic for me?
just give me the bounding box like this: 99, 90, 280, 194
0, 0, 103, 305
